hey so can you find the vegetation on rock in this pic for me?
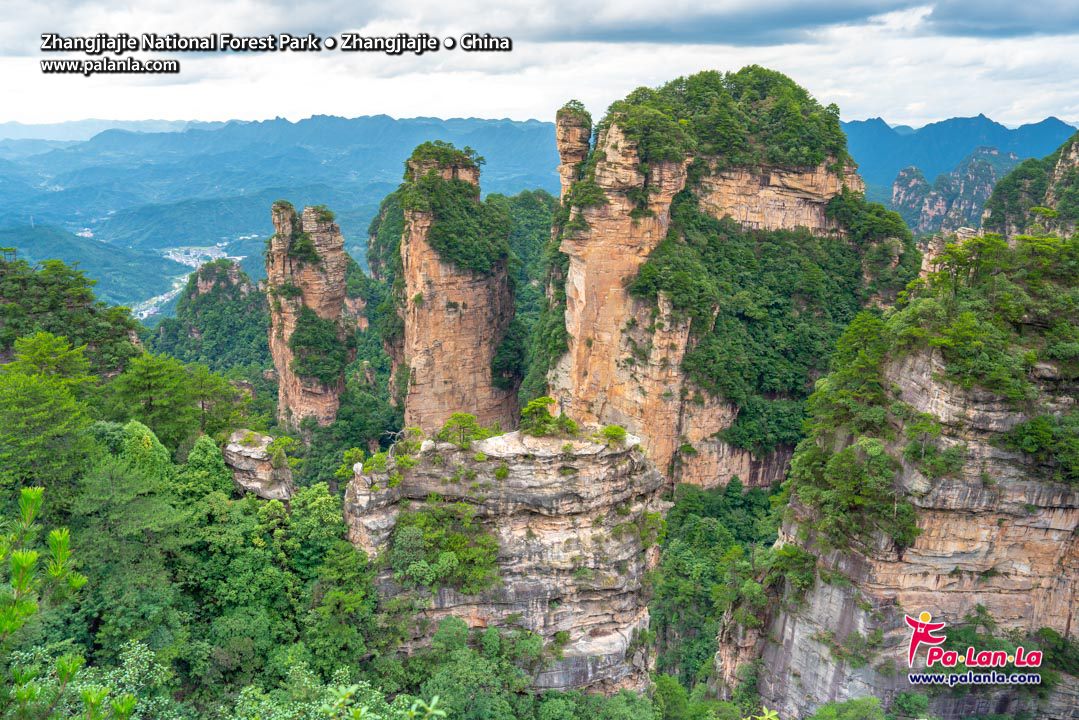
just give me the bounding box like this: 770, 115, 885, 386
152, 259, 270, 372
387, 501, 500, 595
630, 189, 918, 454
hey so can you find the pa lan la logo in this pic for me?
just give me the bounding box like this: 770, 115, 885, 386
905, 611, 1043, 669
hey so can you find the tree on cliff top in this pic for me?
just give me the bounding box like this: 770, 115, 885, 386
599, 66, 850, 173
399, 141, 511, 276
406, 140, 484, 177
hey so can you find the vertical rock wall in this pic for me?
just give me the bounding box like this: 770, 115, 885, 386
266, 203, 352, 427
391, 157, 519, 434
343, 429, 668, 692
548, 113, 859, 487
731, 351, 1079, 719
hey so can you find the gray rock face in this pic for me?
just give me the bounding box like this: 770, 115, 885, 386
223, 429, 295, 501
721, 350, 1079, 719
343, 430, 668, 692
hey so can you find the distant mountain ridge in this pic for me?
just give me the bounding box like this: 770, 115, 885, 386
842, 114, 1076, 198
0, 225, 186, 305
2, 110, 1072, 314
0, 114, 560, 258
0, 119, 227, 142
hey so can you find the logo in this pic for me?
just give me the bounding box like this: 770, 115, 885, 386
904, 611, 1043, 669
905, 611, 946, 666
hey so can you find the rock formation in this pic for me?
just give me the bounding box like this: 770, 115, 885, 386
343, 428, 667, 691
547, 111, 859, 488
387, 147, 519, 434
1045, 134, 1079, 238
731, 349, 1079, 719
193, 260, 251, 298
222, 429, 295, 501
892, 147, 1020, 235
265, 202, 353, 427
342, 294, 368, 332
983, 132, 1079, 239
554, 105, 591, 199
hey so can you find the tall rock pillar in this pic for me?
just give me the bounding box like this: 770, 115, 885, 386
266, 202, 353, 427
389, 144, 519, 434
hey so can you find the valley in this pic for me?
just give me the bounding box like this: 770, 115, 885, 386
0, 65, 1076, 720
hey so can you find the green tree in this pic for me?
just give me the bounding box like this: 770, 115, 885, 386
72, 422, 188, 664
0, 487, 139, 720
804, 697, 884, 720
0, 372, 93, 508
107, 353, 198, 452
187, 363, 246, 438
5, 332, 95, 392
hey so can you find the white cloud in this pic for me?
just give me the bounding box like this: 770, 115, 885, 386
2, 0, 1077, 128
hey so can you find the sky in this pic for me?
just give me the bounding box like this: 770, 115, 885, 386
2, 0, 1078, 128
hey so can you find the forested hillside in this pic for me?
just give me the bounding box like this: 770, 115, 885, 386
2, 68, 1077, 720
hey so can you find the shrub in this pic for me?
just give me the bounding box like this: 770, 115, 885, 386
436, 413, 499, 449
601, 424, 627, 446
288, 306, 355, 386
519, 396, 577, 437
387, 502, 500, 594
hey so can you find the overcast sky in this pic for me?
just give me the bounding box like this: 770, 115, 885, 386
2, 0, 1078, 128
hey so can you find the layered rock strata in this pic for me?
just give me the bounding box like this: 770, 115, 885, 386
727, 351, 1078, 719
265, 203, 352, 426
390, 156, 518, 434
222, 428, 295, 501
548, 114, 859, 487
343, 429, 668, 691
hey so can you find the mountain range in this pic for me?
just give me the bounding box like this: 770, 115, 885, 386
0, 111, 1074, 312
841, 113, 1076, 200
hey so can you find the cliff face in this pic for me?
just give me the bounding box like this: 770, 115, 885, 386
734, 350, 1078, 719
892, 167, 944, 234
390, 155, 518, 434
892, 147, 1020, 235
697, 161, 863, 234
555, 110, 591, 199
266, 203, 353, 427
343, 429, 667, 691
1044, 135, 1079, 238
548, 116, 857, 488
194, 261, 250, 298
983, 132, 1079, 239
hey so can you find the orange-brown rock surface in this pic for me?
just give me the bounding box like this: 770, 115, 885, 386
697, 161, 863, 234
389, 156, 518, 434
555, 107, 591, 199
548, 114, 857, 487
266, 202, 353, 427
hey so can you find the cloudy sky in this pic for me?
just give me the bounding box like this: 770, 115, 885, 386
3, 0, 1078, 128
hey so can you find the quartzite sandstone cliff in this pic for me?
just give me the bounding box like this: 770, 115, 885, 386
266, 203, 353, 427
387, 155, 519, 434
718, 350, 1078, 719
892, 147, 1020, 235
548, 113, 859, 488
344, 429, 667, 691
